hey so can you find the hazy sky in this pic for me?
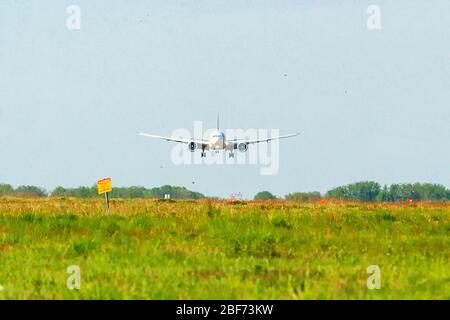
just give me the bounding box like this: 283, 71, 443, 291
0, 1, 449, 198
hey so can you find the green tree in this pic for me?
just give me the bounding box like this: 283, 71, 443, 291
147, 185, 206, 199
111, 186, 143, 198
378, 183, 448, 201
330, 182, 449, 202
51, 186, 67, 197
0, 184, 14, 196
285, 192, 321, 201
326, 181, 381, 201
51, 185, 97, 198
254, 191, 276, 200
16, 185, 47, 197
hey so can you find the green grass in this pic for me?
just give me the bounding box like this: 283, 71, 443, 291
0, 198, 448, 299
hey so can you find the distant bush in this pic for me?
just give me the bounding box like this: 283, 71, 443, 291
111, 186, 146, 199
15, 185, 47, 197
285, 192, 321, 201
254, 191, 276, 200
51, 186, 97, 198
0, 184, 14, 196
148, 185, 205, 199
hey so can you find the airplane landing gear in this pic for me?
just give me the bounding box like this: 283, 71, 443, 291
229, 152, 235, 158
201, 145, 206, 158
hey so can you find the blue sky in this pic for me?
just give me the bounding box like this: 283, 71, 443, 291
0, 1, 449, 198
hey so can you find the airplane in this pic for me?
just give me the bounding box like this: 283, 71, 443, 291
139, 114, 299, 158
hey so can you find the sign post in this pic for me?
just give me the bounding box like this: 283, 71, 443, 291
105, 192, 110, 209
97, 178, 112, 209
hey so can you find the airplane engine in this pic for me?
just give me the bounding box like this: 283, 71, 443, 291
238, 143, 248, 152
189, 142, 197, 152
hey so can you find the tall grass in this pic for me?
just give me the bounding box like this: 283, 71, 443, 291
0, 198, 448, 299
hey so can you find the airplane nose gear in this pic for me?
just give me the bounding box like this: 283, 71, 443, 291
229, 152, 235, 158
201, 145, 206, 157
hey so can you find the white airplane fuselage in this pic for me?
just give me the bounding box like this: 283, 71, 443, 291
208, 131, 227, 151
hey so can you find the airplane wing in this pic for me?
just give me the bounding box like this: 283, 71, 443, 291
231, 133, 300, 145
139, 133, 208, 145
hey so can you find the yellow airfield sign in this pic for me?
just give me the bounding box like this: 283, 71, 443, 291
97, 178, 112, 195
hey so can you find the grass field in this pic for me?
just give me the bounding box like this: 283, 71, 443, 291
0, 197, 448, 299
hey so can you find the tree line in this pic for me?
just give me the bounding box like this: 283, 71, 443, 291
326, 181, 450, 202
1, 181, 449, 201
0, 184, 205, 199
255, 181, 450, 202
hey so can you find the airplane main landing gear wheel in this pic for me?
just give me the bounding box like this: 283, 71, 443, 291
201, 152, 206, 158
229, 152, 235, 158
